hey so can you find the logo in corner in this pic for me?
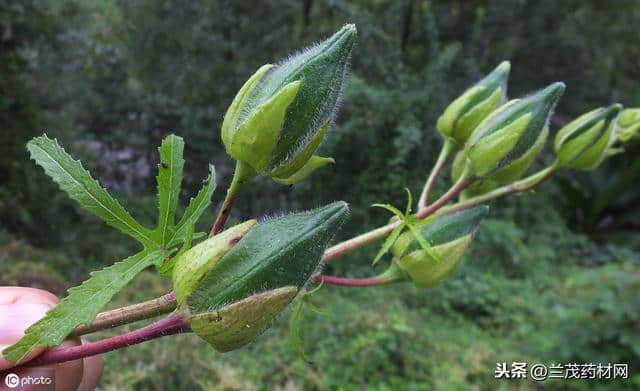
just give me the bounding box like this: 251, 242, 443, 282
4, 373, 20, 389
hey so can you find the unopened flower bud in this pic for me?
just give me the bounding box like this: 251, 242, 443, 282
174, 202, 349, 351
553, 103, 622, 170
221, 25, 357, 184
437, 61, 510, 145
388, 205, 488, 288
616, 108, 640, 142
464, 82, 565, 178
451, 119, 548, 197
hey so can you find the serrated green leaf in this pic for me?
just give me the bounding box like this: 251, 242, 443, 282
168, 165, 216, 248
27, 135, 157, 248
156, 135, 185, 245
2, 249, 167, 363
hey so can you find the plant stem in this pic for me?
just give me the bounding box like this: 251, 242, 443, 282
438, 164, 557, 215
314, 264, 403, 287
323, 170, 472, 263
418, 139, 454, 209
72, 167, 473, 336
19, 313, 190, 368
314, 275, 391, 287
69, 292, 177, 337
209, 160, 255, 237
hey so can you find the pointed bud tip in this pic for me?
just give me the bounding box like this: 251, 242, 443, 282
332, 24, 357, 50
544, 82, 566, 99
322, 201, 350, 222
605, 103, 623, 116
497, 61, 510, 73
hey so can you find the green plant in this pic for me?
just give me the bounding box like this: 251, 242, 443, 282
3, 24, 638, 372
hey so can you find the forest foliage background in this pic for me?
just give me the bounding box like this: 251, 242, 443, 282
1, 1, 639, 390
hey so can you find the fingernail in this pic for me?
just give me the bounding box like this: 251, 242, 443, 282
0, 303, 53, 344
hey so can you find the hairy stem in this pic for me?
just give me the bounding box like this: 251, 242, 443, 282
418, 139, 455, 209
69, 292, 177, 337
438, 164, 557, 215
209, 160, 255, 237
75, 167, 473, 336
19, 313, 190, 368
314, 275, 391, 287
314, 264, 403, 287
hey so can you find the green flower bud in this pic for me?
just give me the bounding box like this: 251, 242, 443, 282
553, 103, 622, 170
451, 119, 549, 198
436, 61, 510, 145
389, 206, 489, 288
616, 108, 640, 142
464, 82, 565, 178
173, 201, 349, 351
172, 220, 257, 306
221, 25, 357, 184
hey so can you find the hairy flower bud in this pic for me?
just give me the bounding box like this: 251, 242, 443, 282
616, 108, 640, 142
388, 206, 488, 288
463, 82, 565, 178
173, 202, 349, 351
221, 25, 357, 184
553, 103, 622, 170
436, 61, 510, 145
451, 118, 548, 197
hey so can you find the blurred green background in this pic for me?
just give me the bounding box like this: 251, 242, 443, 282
1, 1, 639, 390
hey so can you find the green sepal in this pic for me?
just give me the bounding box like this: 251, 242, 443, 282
172, 220, 257, 306
570, 122, 615, 170
437, 86, 486, 138
553, 104, 622, 170
271, 121, 329, 179
489, 125, 549, 184
454, 87, 503, 143
556, 119, 604, 166
437, 61, 510, 144
188, 286, 297, 352
228, 80, 301, 173
617, 108, 640, 141
394, 234, 472, 288
272, 155, 335, 185
467, 113, 531, 177
222, 64, 273, 147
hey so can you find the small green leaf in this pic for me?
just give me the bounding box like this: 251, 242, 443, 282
2, 249, 168, 363
372, 224, 403, 265
155, 135, 185, 245
168, 165, 216, 248
27, 135, 157, 248
289, 282, 325, 363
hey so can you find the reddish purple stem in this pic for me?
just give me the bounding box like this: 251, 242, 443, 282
19, 313, 190, 368
314, 274, 387, 287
